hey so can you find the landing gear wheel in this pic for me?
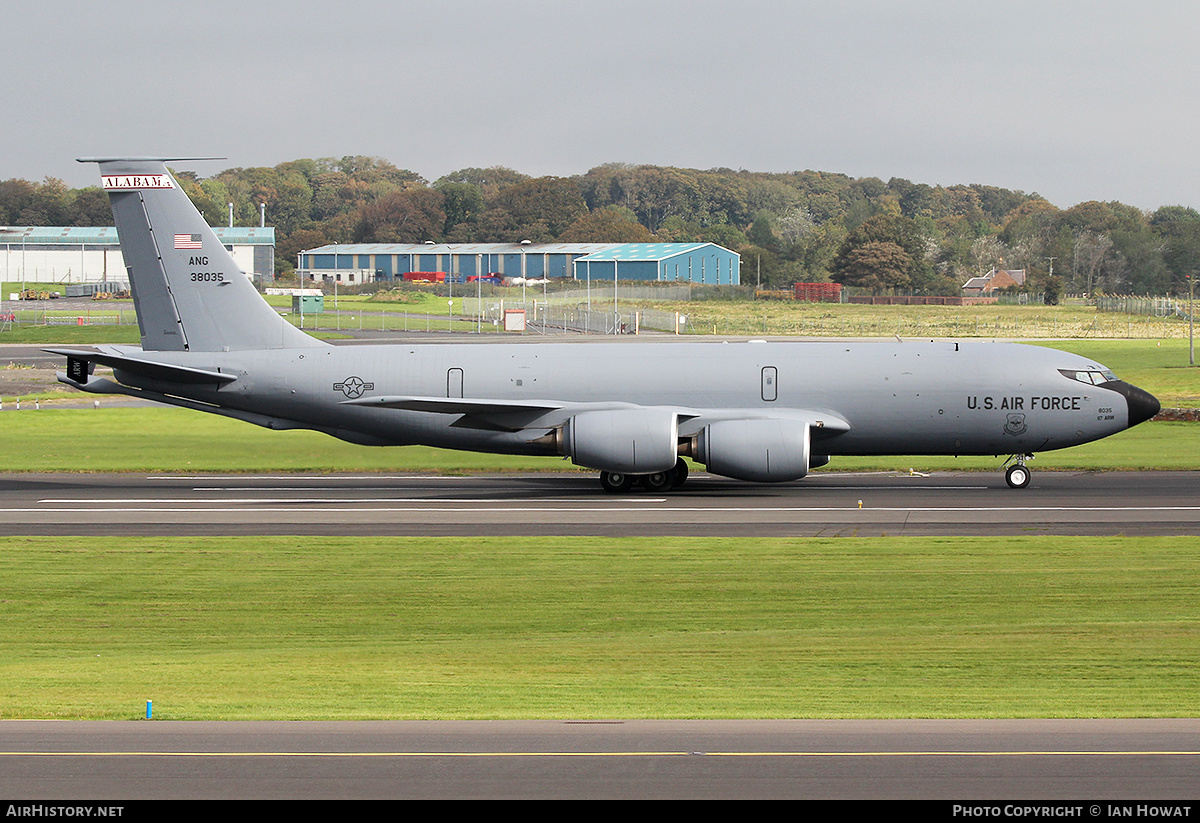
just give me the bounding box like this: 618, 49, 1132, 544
672, 458, 689, 489
600, 471, 634, 494
1005, 464, 1031, 489
640, 470, 675, 493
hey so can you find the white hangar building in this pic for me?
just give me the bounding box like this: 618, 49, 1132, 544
0, 226, 276, 285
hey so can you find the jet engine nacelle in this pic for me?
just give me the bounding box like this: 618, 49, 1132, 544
695, 418, 811, 482
563, 408, 680, 474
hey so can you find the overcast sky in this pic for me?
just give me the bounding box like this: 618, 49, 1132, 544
5, 0, 1199, 211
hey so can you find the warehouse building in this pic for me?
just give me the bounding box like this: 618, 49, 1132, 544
0, 226, 276, 285
296, 242, 739, 286
573, 243, 738, 285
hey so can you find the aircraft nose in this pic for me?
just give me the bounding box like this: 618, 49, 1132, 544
1108, 381, 1161, 426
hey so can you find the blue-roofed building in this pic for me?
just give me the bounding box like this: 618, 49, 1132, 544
574, 243, 739, 285
297, 242, 739, 285
0, 226, 275, 284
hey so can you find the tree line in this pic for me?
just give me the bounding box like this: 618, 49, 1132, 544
2, 157, 1198, 296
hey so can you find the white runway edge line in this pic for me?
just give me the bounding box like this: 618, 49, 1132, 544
146, 475, 502, 481
27, 501, 1200, 513
145, 474, 977, 482
2, 748, 1200, 758
193, 485, 992, 492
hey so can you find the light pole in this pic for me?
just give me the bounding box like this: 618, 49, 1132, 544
520, 239, 531, 309
0, 228, 15, 315
1189, 271, 1194, 366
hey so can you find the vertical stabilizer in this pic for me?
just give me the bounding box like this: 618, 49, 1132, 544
78, 157, 318, 352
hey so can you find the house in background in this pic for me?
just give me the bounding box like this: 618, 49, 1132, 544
962, 268, 1026, 295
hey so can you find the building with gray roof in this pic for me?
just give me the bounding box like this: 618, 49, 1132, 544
297, 241, 739, 285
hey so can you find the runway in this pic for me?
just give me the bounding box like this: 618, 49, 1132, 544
2, 719, 1199, 800
5, 470, 1198, 799
0, 469, 1197, 536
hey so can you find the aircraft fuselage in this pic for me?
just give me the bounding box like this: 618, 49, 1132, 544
98, 338, 1148, 459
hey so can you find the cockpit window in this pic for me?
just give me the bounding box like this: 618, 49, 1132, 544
1060, 368, 1117, 385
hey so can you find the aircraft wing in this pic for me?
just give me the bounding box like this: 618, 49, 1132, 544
342, 394, 849, 439
341, 395, 697, 432
342, 395, 564, 416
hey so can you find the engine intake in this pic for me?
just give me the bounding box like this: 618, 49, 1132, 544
695, 418, 811, 482
562, 408, 680, 474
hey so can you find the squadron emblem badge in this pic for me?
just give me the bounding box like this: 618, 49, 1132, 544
1004, 413, 1027, 436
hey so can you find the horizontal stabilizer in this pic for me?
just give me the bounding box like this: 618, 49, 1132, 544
47, 348, 237, 385
77, 156, 225, 163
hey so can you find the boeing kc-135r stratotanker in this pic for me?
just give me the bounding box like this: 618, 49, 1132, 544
52, 157, 1160, 491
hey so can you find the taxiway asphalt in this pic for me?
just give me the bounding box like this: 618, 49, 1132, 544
2, 719, 1199, 800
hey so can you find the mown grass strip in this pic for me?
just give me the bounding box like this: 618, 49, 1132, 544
0, 406, 1194, 473
1, 535, 1197, 720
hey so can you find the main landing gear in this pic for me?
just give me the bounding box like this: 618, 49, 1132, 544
600, 459, 689, 494
1003, 454, 1033, 489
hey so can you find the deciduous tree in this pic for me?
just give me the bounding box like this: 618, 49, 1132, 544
835, 241, 912, 292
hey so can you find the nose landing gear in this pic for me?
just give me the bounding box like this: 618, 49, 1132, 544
1003, 454, 1033, 488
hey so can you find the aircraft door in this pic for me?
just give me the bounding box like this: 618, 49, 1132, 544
761, 366, 777, 402
447, 367, 464, 398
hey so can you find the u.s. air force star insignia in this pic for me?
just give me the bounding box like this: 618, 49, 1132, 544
333, 376, 374, 399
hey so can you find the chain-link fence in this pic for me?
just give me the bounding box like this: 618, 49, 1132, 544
453, 300, 685, 335
1094, 295, 1192, 319
2, 289, 1192, 340
0, 308, 136, 326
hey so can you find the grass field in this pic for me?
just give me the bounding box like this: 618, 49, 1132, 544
1, 535, 1197, 720
2, 312, 1197, 723
0, 407, 1195, 473
667, 299, 1194, 339
0, 324, 142, 345
1033, 339, 1199, 408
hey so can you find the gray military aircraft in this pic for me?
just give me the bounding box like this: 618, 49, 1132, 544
52, 157, 1160, 492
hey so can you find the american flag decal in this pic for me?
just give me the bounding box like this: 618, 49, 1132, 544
174, 234, 202, 250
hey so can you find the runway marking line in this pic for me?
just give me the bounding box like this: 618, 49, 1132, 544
35, 498, 666, 505
189, 485, 992, 492
147, 476, 486, 481
1, 749, 1198, 758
